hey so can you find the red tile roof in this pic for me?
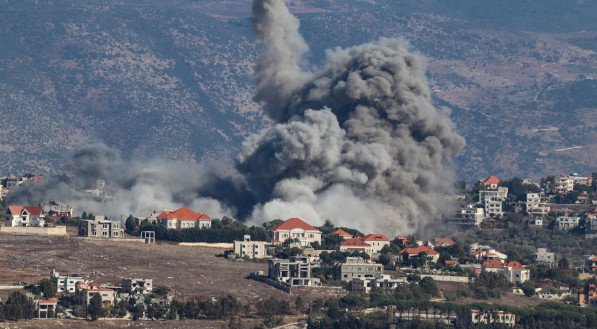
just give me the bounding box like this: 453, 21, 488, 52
444, 259, 457, 266
434, 237, 455, 247
400, 245, 439, 255
482, 259, 505, 268
37, 298, 58, 304
484, 176, 501, 185
340, 237, 370, 248
363, 234, 390, 242
271, 218, 318, 231
505, 261, 524, 269
7, 205, 43, 216
157, 207, 211, 221
333, 229, 352, 237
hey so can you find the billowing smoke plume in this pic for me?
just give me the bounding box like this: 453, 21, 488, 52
240, 0, 465, 233
8, 0, 465, 235
7, 143, 235, 219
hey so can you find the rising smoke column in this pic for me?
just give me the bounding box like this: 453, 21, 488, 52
240, 0, 465, 233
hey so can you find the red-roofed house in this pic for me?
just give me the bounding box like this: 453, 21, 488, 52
5, 205, 45, 227
579, 284, 597, 307
483, 176, 501, 189
434, 237, 455, 248
339, 237, 373, 254
482, 260, 530, 283
271, 218, 321, 247
36, 298, 58, 318
157, 207, 212, 230
399, 246, 440, 263
333, 229, 353, 240
75, 281, 115, 307
363, 234, 391, 253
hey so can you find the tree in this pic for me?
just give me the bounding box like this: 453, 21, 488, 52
4, 291, 36, 320
39, 278, 57, 298
125, 215, 139, 235
419, 277, 439, 297
88, 293, 104, 320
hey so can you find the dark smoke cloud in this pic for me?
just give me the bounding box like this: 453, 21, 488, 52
8, 0, 465, 235
7, 143, 234, 219
241, 0, 465, 233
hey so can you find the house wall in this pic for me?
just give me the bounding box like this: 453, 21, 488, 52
0, 226, 66, 236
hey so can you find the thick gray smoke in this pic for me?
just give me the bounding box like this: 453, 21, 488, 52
240, 0, 465, 233
6, 143, 234, 219
8, 0, 465, 235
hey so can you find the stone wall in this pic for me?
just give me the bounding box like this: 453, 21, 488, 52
0, 226, 67, 236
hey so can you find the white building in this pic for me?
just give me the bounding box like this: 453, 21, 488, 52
5, 205, 45, 227
271, 218, 321, 247
122, 278, 153, 295
350, 274, 407, 294
233, 235, 271, 259
536, 248, 555, 265
458, 204, 485, 227
362, 234, 391, 254
479, 187, 508, 217
268, 256, 321, 286
556, 216, 580, 230
156, 207, 212, 229
471, 310, 516, 326
526, 193, 551, 217
553, 176, 574, 194
482, 260, 530, 283
50, 270, 85, 294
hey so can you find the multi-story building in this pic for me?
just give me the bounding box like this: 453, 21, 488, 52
556, 216, 580, 231
122, 278, 153, 295
471, 310, 516, 326
536, 248, 555, 266
482, 176, 501, 190
553, 176, 574, 194
350, 274, 407, 294
42, 203, 74, 218
271, 217, 321, 247
51, 270, 86, 294
5, 205, 45, 227
267, 256, 320, 286
339, 238, 373, 254
479, 187, 508, 217
156, 207, 212, 229
75, 281, 115, 306
399, 245, 440, 263
526, 193, 551, 216
334, 257, 383, 282
233, 235, 271, 259
36, 298, 58, 318
482, 260, 530, 283
363, 234, 390, 253
457, 204, 485, 227
78, 216, 123, 238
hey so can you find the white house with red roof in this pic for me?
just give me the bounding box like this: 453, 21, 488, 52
399, 245, 440, 263
482, 260, 530, 283
339, 237, 374, 254
156, 207, 212, 230
333, 229, 353, 240
482, 176, 501, 189
434, 237, 455, 247
363, 234, 390, 253
271, 218, 321, 247
5, 205, 45, 227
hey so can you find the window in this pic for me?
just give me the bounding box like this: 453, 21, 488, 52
102, 231, 108, 236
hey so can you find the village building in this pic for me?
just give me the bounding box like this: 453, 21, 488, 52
75, 281, 115, 306
333, 229, 353, 240
526, 193, 551, 217
556, 216, 580, 231
536, 248, 555, 266
553, 175, 574, 194
36, 298, 58, 318
363, 234, 391, 253
471, 310, 516, 326
334, 257, 383, 282
479, 187, 508, 217
78, 216, 123, 238
122, 278, 153, 295
51, 270, 85, 294
350, 274, 407, 294
42, 203, 74, 218
482, 260, 530, 283
578, 284, 597, 307
586, 256, 597, 273
482, 176, 501, 190
470, 244, 508, 261
5, 205, 45, 227
339, 237, 373, 254
434, 237, 455, 247
399, 245, 440, 263
270, 217, 321, 247
530, 217, 543, 227
233, 235, 271, 259
156, 207, 212, 229
267, 256, 320, 287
